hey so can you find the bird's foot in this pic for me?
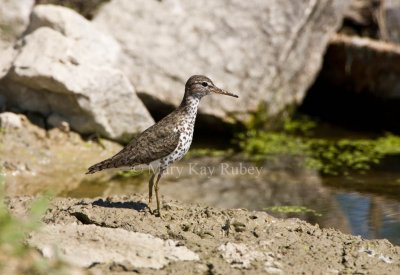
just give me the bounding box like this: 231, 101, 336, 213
154, 208, 162, 218
146, 206, 164, 219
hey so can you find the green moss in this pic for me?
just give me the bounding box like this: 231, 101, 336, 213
237, 128, 400, 175
264, 205, 322, 216
283, 115, 317, 135
0, 173, 70, 274
0, 178, 50, 255
245, 102, 271, 130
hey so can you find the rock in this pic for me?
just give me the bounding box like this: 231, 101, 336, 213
0, 94, 5, 110
0, 112, 122, 194
26, 4, 121, 67
218, 242, 271, 270
47, 113, 70, 132
0, 6, 154, 142
382, 0, 400, 43
0, 0, 34, 79
0, 0, 34, 42
300, 34, 400, 131
0, 46, 17, 81
341, 0, 400, 44
0, 112, 23, 129
94, 0, 350, 125
28, 224, 199, 269
343, 0, 380, 28
323, 34, 400, 98
35, 0, 110, 19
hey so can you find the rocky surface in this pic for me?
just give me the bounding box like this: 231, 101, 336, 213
0, 5, 154, 142
0, 112, 23, 129
342, 0, 400, 43
29, 224, 199, 269
0, 0, 34, 79
0, 0, 34, 41
35, 0, 111, 19
94, 0, 350, 124
8, 195, 400, 274
326, 34, 400, 98
382, 0, 400, 43
300, 33, 400, 131
0, 112, 122, 195
26, 4, 121, 67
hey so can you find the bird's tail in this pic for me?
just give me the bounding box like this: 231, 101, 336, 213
86, 158, 115, 174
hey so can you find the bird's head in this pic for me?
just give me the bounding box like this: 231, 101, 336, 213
184, 75, 238, 99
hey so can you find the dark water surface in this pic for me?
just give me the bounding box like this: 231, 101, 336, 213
63, 156, 400, 246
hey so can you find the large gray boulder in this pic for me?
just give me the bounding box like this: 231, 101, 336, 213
0, 5, 154, 142
26, 4, 121, 67
94, 0, 350, 124
0, 0, 34, 79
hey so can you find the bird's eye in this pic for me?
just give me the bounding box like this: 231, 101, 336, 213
201, 82, 208, 87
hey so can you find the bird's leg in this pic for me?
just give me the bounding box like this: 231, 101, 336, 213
148, 173, 156, 213
148, 173, 156, 204
154, 171, 164, 217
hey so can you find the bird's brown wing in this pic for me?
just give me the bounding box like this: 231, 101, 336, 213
86, 127, 180, 174
126, 128, 180, 164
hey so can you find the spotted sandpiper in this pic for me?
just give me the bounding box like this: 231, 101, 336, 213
86, 75, 238, 215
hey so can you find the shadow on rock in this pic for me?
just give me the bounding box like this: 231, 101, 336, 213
92, 199, 148, 212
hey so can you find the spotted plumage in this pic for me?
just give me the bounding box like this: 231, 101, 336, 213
86, 75, 238, 216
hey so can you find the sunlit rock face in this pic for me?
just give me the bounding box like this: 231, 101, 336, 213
94, 0, 350, 124
0, 0, 34, 79
0, 5, 154, 142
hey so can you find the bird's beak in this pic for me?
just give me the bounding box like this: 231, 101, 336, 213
210, 86, 239, 98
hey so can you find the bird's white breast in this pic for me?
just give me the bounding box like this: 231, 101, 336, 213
157, 97, 199, 172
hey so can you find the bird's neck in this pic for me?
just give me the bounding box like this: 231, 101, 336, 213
180, 95, 200, 112
181, 95, 200, 110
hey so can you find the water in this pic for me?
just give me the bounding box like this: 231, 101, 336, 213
336, 192, 400, 244
63, 156, 400, 245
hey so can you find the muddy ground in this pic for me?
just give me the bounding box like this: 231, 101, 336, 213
7, 195, 400, 274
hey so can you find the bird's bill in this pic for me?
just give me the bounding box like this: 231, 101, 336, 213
210, 86, 239, 98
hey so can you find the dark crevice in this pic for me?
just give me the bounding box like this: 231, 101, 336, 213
71, 212, 97, 225
299, 79, 400, 134
34, 0, 111, 19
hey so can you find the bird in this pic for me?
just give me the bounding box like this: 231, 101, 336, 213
86, 75, 238, 216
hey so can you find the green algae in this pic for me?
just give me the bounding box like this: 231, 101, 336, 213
264, 206, 322, 217
237, 128, 400, 175
236, 109, 400, 174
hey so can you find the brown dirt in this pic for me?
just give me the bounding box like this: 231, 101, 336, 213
8, 195, 400, 274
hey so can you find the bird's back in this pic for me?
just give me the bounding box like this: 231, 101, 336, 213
86, 109, 184, 174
